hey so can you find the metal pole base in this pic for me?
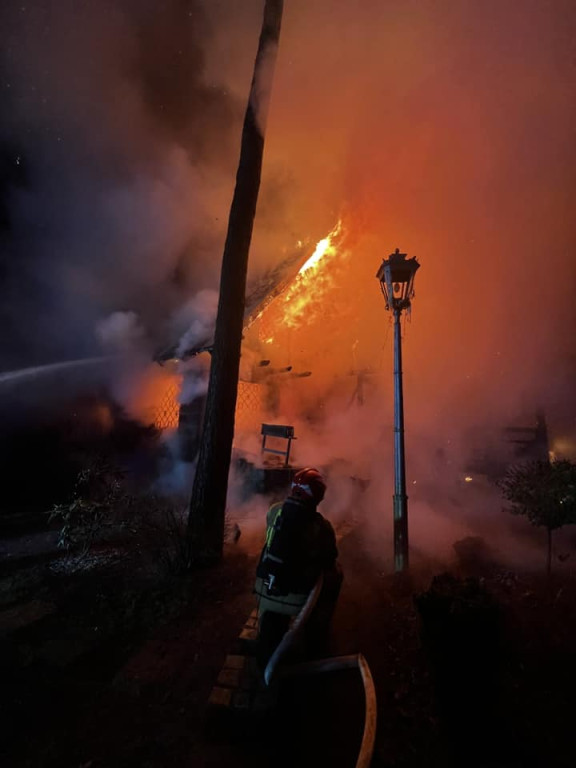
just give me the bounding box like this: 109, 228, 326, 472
393, 493, 409, 573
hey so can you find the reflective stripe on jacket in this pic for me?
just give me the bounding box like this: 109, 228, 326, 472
265, 502, 283, 549
254, 576, 308, 617
255, 498, 338, 614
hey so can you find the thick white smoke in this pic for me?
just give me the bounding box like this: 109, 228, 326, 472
172, 289, 218, 361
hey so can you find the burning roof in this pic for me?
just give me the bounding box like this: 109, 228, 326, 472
156, 221, 345, 364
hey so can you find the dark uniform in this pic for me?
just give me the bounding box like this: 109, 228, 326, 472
255, 494, 342, 664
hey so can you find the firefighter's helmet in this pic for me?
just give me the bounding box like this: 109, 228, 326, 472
291, 467, 326, 504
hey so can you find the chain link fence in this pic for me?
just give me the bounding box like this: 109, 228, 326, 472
152, 378, 263, 434
235, 381, 263, 433
153, 378, 181, 431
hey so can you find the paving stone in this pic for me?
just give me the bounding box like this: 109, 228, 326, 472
209, 607, 265, 716
217, 667, 242, 688
223, 654, 246, 670
208, 686, 233, 708
245, 619, 258, 631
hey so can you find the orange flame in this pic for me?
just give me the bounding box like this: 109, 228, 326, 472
279, 220, 345, 327
298, 221, 342, 274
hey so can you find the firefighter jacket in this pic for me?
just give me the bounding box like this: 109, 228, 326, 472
254, 496, 338, 617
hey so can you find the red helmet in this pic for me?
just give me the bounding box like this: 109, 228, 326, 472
291, 467, 326, 504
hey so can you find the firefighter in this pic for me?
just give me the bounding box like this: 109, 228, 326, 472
254, 467, 342, 667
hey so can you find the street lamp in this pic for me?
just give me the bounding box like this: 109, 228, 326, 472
376, 248, 420, 572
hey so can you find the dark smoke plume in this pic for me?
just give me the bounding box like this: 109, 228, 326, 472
0, 0, 256, 370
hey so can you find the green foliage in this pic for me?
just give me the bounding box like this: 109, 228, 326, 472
48, 456, 132, 555
48, 455, 190, 576
499, 459, 576, 531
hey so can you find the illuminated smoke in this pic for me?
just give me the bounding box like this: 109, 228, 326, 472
1, 1, 575, 566
96, 311, 147, 356
172, 289, 218, 360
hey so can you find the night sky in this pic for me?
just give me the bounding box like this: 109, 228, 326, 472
0, 0, 246, 368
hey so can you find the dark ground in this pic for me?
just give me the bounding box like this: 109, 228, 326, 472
2, 517, 576, 768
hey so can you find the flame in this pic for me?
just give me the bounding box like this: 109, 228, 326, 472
298, 224, 340, 274
278, 220, 345, 327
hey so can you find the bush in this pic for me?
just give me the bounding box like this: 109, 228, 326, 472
48, 455, 190, 576
415, 573, 502, 756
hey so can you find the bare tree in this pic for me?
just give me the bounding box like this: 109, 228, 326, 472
187, 0, 284, 562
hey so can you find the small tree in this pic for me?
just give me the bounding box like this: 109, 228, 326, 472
499, 459, 576, 574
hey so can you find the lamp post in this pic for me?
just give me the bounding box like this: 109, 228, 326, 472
376, 248, 420, 573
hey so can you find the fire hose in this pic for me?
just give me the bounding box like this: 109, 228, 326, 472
263, 572, 324, 687
263, 576, 377, 768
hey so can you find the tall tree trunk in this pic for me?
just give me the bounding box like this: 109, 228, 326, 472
547, 527, 552, 576
187, 0, 284, 562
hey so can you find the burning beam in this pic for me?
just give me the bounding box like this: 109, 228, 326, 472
244, 219, 343, 331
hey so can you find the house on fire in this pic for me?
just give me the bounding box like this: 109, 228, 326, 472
154, 222, 351, 464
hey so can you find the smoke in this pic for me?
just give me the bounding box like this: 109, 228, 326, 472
178, 358, 210, 405
96, 311, 147, 356
0, 0, 253, 370
227, 0, 576, 571
172, 288, 218, 359
1, 1, 575, 569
